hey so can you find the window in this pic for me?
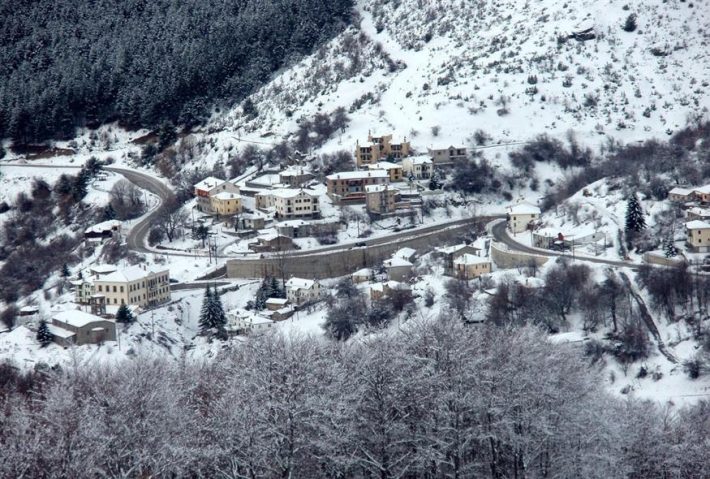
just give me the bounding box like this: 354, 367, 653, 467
98, 285, 102, 292
120, 286, 124, 293
113, 286, 117, 293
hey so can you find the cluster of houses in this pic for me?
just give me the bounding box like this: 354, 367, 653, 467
35, 263, 174, 347
189, 132, 470, 251
669, 185, 710, 252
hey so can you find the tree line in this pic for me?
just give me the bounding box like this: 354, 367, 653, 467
1, 318, 708, 478
0, 0, 353, 144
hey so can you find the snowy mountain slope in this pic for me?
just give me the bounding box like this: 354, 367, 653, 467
217, 0, 709, 155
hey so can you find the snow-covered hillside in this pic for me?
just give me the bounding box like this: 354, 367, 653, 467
215, 0, 709, 153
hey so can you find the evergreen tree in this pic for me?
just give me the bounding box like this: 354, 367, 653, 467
622, 13, 637, 32
60, 263, 70, 278
663, 237, 679, 258
36, 320, 53, 347
428, 171, 441, 190
625, 194, 646, 233
210, 287, 227, 334
115, 304, 135, 324
270, 277, 285, 299
199, 285, 214, 334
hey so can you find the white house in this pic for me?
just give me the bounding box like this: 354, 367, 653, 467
402, 156, 434, 179
686, 220, 710, 252
453, 254, 492, 279
383, 256, 414, 282
507, 203, 541, 233
285, 278, 321, 305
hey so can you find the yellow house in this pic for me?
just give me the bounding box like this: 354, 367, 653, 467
453, 254, 492, 279
367, 161, 403, 182
686, 220, 710, 252
210, 192, 242, 216
355, 133, 411, 166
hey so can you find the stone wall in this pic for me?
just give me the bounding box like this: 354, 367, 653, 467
490, 241, 550, 269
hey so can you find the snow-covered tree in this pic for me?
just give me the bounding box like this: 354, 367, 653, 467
663, 237, 679, 258
36, 320, 53, 347
115, 304, 135, 324
625, 194, 646, 233
199, 285, 213, 334
199, 285, 227, 337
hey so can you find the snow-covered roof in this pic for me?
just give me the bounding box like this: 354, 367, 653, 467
384, 257, 413, 268
393, 247, 416, 260
194, 176, 225, 191
367, 161, 401, 170
454, 253, 491, 266
405, 156, 433, 165
47, 324, 76, 339
352, 268, 372, 277
669, 187, 693, 196
686, 220, 710, 230
694, 185, 710, 194
242, 211, 269, 220
85, 220, 121, 234
365, 184, 390, 193
279, 168, 308, 177
95, 265, 168, 283
19, 305, 39, 313
435, 243, 474, 255
508, 203, 541, 215
52, 310, 110, 328
269, 188, 315, 199
90, 264, 117, 275
327, 170, 389, 180
286, 278, 316, 290
211, 191, 241, 201
252, 316, 274, 326
265, 298, 289, 305
277, 219, 309, 227
687, 207, 710, 218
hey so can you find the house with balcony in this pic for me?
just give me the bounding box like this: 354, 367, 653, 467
427, 146, 467, 165
355, 133, 411, 166
367, 161, 404, 182
255, 189, 320, 219
453, 254, 492, 279
402, 156, 434, 179
210, 192, 242, 216
327, 170, 389, 203
194, 177, 240, 213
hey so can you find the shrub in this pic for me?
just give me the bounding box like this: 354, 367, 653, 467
622, 13, 637, 32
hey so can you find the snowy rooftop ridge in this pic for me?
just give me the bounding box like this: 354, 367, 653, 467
326, 170, 389, 180
194, 177, 226, 191
53, 310, 111, 328
685, 220, 710, 230
508, 203, 541, 215
95, 265, 168, 283
286, 278, 316, 290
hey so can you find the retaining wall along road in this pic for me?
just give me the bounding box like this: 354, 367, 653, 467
226, 221, 486, 279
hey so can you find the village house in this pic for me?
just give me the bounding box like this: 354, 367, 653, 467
507, 203, 541, 233
249, 230, 296, 252
265, 297, 289, 311
687, 207, 710, 222
326, 170, 389, 202
453, 254, 492, 279
279, 168, 314, 187
355, 133, 412, 166
694, 185, 710, 204
365, 184, 398, 214
427, 146, 467, 165
402, 156, 434, 179
194, 177, 240, 213
71, 265, 118, 305
434, 243, 481, 276
351, 268, 374, 284
686, 220, 710, 252
285, 278, 321, 305
369, 280, 410, 301
226, 309, 275, 335
84, 220, 122, 242
209, 192, 242, 216
668, 187, 695, 203
383, 256, 414, 282
93, 265, 171, 308
237, 212, 268, 231
49, 310, 117, 346
255, 189, 320, 219
367, 161, 404, 182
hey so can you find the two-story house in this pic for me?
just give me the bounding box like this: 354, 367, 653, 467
194, 177, 240, 213
326, 170, 389, 202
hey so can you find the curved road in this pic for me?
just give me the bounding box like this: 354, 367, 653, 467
490, 219, 640, 269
